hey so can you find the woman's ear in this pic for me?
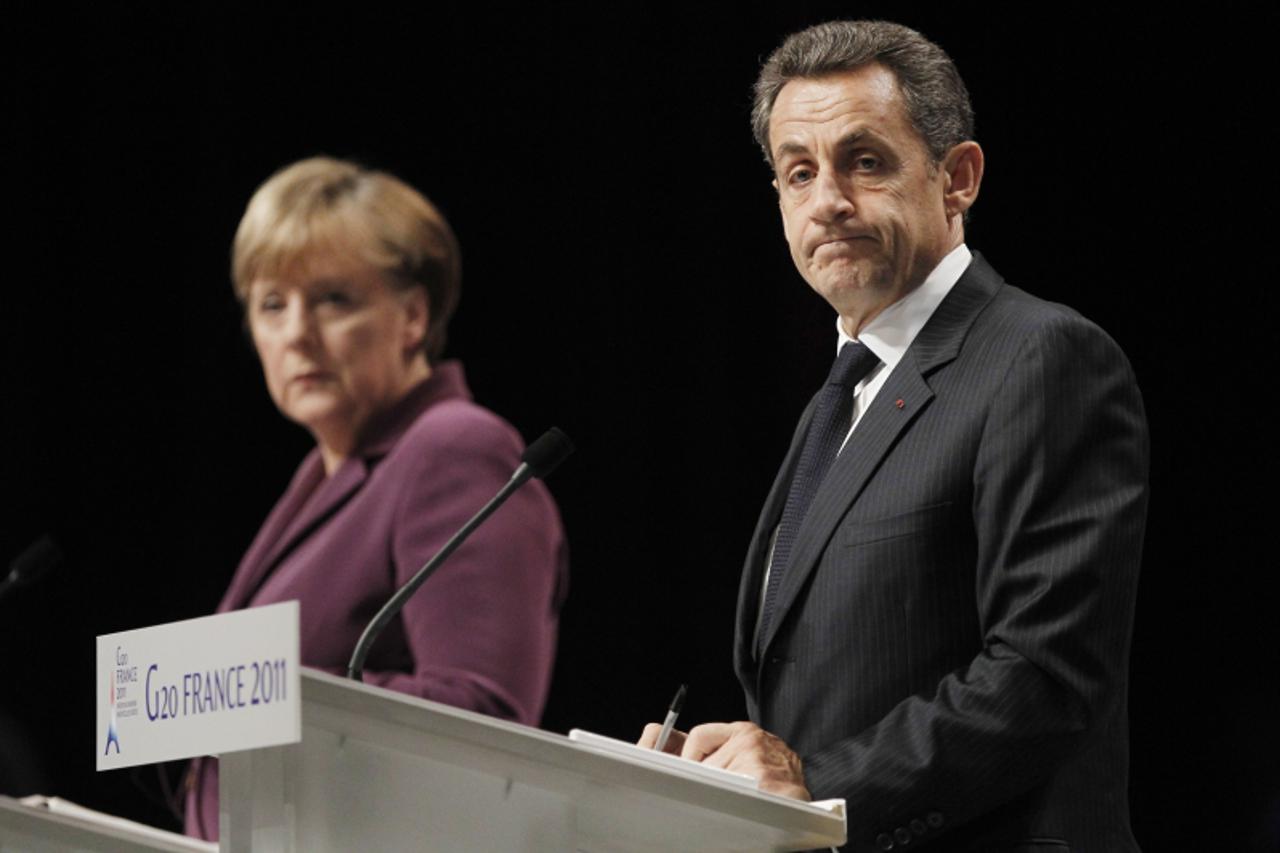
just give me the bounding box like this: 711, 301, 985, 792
401, 286, 430, 359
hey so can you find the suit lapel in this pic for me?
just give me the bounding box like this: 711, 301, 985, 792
755, 358, 935, 657
219, 454, 369, 610
752, 254, 1005, 661
735, 395, 818, 679
215, 364, 473, 612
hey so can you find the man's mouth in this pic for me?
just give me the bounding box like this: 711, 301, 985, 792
814, 234, 874, 256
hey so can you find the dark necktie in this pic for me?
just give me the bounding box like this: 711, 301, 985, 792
757, 341, 881, 653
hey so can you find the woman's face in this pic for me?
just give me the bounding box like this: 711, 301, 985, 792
246, 247, 429, 457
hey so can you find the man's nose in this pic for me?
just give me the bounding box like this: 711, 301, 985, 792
811, 169, 854, 222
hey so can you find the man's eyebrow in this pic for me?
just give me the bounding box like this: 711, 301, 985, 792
772, 140, 811, 162
772, 129, 875, 162
834, 129, 873, 151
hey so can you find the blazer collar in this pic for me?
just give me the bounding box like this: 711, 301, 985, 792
904, 252, 1003, 375
354, 361, 472, 462
745, 254, 1005, 665
218, 361, 473, 611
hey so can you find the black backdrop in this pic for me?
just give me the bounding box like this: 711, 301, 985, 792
2, 4, 1276, 849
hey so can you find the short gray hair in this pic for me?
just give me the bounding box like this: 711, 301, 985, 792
752, 20, 974, 167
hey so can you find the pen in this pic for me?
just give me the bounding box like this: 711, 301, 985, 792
653, 683, 688, 752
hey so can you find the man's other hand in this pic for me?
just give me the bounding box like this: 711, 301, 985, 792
640, 720, 810, 800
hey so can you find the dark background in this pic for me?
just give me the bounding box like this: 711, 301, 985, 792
2, 4, 1276, 849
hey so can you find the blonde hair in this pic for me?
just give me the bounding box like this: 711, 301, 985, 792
232, 156, 461, 362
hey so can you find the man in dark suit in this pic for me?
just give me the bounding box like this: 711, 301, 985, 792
642, 20, 1148, 852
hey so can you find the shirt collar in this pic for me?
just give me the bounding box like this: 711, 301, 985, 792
836, 244, 972, 368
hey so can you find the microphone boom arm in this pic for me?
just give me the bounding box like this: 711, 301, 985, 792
346, 427, 572, 682
346, 464, 533, 681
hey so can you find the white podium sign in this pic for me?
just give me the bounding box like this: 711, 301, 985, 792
96, 602, 300, 771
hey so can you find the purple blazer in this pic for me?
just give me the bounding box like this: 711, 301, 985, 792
185, 361, 568, 840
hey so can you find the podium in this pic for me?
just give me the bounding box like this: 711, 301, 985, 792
0, 796, 214, 852
220, 669, 846, 852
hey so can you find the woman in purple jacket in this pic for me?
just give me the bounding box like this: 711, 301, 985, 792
185, 157, 568, 841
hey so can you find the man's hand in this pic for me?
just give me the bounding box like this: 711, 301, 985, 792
638, 721, 810, 801
638, 723, 687, 755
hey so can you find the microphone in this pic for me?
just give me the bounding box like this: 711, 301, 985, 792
518, 426, 575, 480
0, 535, 63, 605
347, 428, 574, 681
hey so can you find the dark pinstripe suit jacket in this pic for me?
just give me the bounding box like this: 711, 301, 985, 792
734, 255, 1148, 853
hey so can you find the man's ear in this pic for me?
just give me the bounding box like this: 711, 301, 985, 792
942, 141, 984, 220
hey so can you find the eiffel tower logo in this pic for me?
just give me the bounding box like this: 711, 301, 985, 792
104, 670, 121, 756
